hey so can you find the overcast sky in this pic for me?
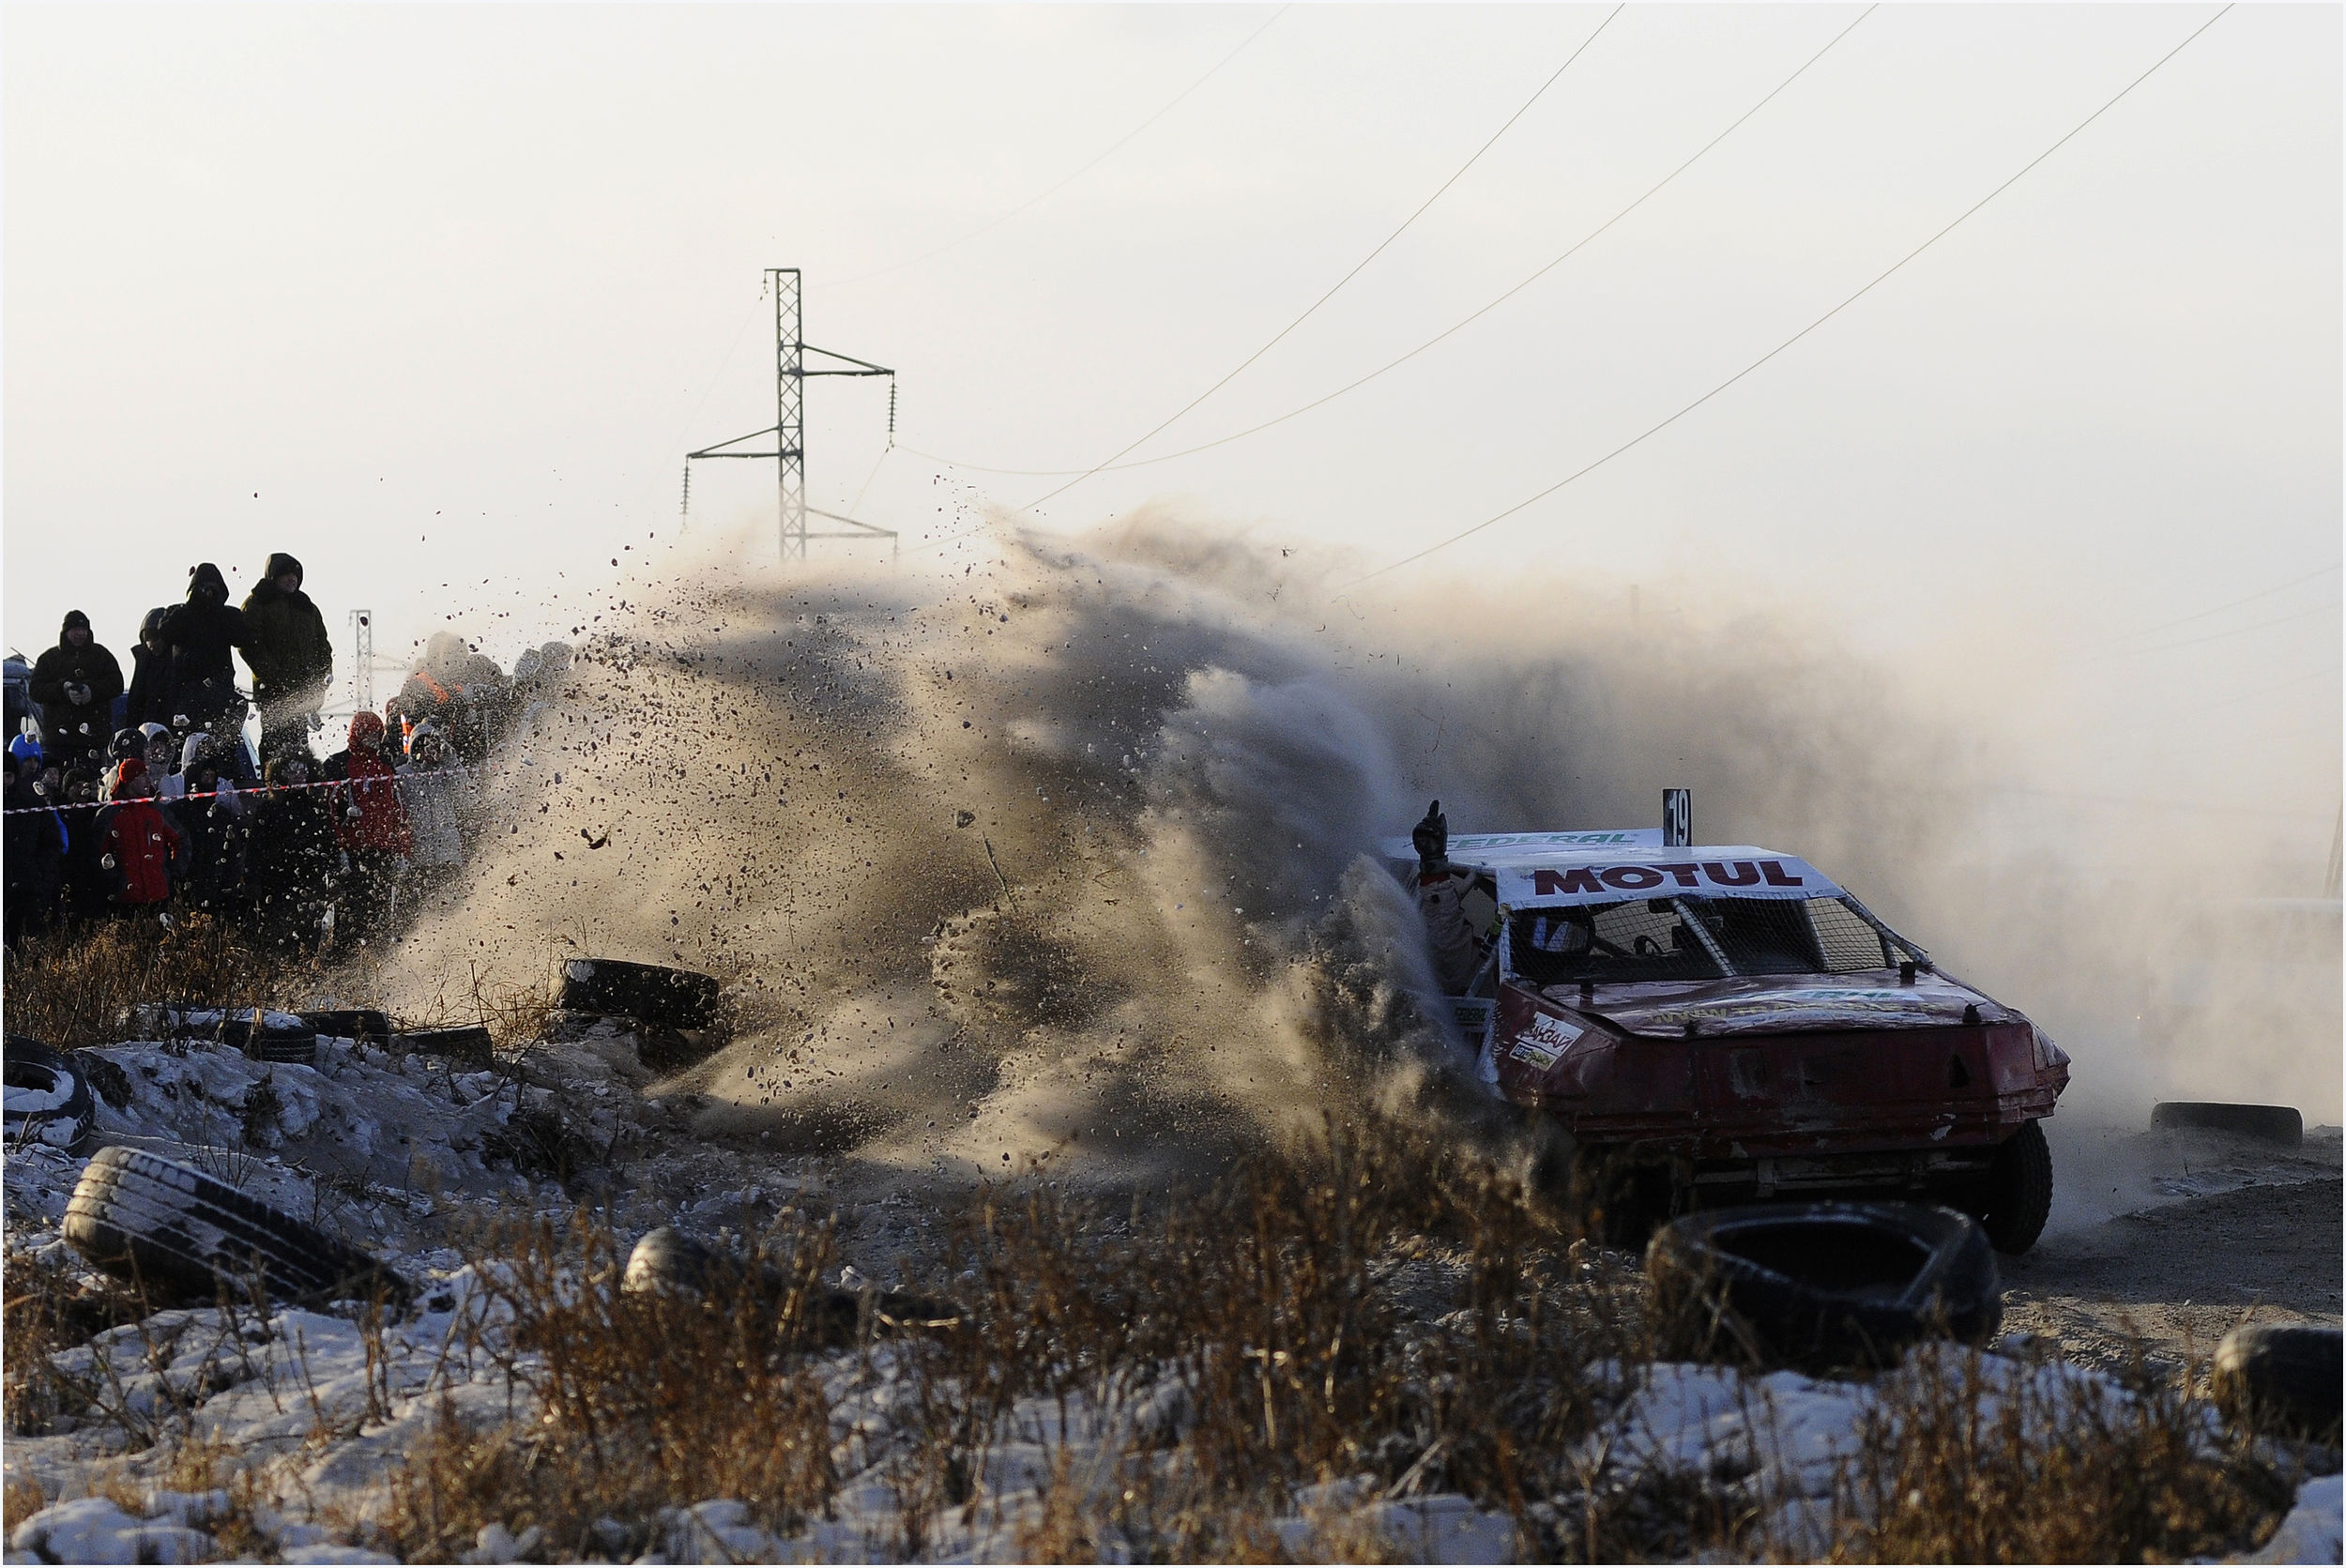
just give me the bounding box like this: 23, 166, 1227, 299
5, 3, 2338, 858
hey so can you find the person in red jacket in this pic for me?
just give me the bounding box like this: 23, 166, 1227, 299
318, 710, 411, 945
97, 758, 184, 919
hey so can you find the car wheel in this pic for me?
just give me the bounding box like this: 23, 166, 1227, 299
1561, 1148, 1670, 1251
64, 1145, 410, 1309
4, 1036, 96, 1150
1978, 1120, 2052, 1255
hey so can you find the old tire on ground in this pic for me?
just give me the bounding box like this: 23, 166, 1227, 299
621, 1227, 958, 1344
240, 1024, 319, 1068
63, 1145, 410, 1309
400, 1026, 495, 1068
4, 1036, 96, 1150
621, 1225, 733, 1299
2213, 1323, 2343, 1440
299, 1009, 391, 1044
1977, 1120, 2054, 1256
210, 1012, 320, 1067
2152, 1102, 2304, 1147
1647, 1200, 2001, 1369
560, 959, 723, 1031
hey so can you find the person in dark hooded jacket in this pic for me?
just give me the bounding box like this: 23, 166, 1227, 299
160, 564, 250, 732
124, 607, 175, 730
28, 611, 126, 767
175, 740, 246, 919
241, 553, 333, 763
244, 753, 338, 952
5, 738, 68, 949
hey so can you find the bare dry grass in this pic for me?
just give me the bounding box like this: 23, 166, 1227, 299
3, 915, 323, 1049
11, 1105, 2297, 1562
2, 1247, 150, 1436
379, 1212, 842, 1561
1812, 1347, 2295, 1563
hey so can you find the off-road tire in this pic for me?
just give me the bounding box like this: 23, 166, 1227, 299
64, 1145, 410, 1308
4, 1036, 96, 1150
1556, 1146, 1673, 1251
1979, 1120, 2053, 1255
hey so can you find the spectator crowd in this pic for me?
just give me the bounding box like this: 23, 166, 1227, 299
5, 554, 572, 954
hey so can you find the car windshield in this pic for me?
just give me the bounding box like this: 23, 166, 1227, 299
1507, 895, 1920, 986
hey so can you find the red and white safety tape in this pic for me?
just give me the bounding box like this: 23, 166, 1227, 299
1, 767, 480, 816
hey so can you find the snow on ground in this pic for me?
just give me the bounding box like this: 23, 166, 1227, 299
11, 1291, 2337, 1562
6, 1032, 2338, 1562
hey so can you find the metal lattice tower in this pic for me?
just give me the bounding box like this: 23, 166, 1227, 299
773, 268, 806, 558
686, 267, 897, 563
350, 610, 374, 713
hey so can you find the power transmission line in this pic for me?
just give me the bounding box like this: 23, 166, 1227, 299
2066, 598, 2336, 666
2096, 658, 2339, 740
830, 7, 1288, 288
2108, 560, 2340, 643
1357, 4, 2233, 585
1017, 5, 1626, 513
899, 5, 1873, 480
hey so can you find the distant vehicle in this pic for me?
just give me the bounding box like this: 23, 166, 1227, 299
1392, 825, 2071, 1253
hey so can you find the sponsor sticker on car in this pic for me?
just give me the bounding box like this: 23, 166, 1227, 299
1508, 1011, 1584, 1070
1498, 854, 1842, 906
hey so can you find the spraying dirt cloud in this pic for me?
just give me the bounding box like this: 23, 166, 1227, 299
383, 510, 2336, 1200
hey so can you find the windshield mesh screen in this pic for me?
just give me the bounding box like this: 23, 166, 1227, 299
1510, 896, 1907, 985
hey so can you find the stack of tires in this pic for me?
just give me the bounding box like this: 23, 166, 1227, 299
220, 1013, 320, 1068
118, 1004, 319, 1068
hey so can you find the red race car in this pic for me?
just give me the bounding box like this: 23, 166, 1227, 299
1394, 821, 2070, 1253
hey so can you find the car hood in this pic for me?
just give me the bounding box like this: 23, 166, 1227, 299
1544, 971, 2017, 1040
